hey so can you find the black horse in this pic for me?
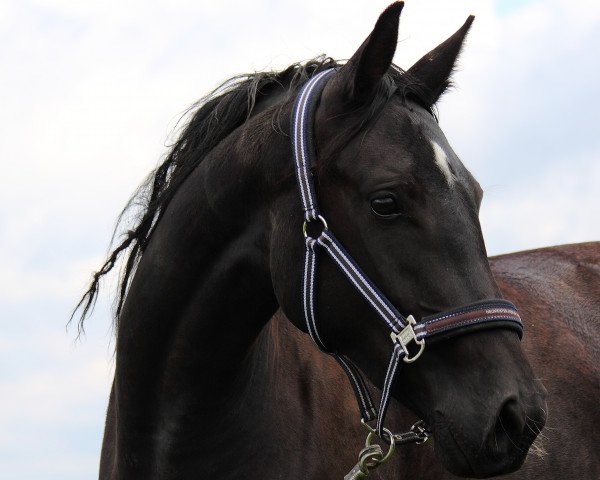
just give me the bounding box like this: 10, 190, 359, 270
75, 3, 548, 478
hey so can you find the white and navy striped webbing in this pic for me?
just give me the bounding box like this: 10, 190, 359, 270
335, 355, 378, 421
292, 69, 407, 334
291, 68, 335, 221
292, 68, 407, 428
317, 231, 406, 333
377, 344, 405, 436
303, 238, 377, 421
316, 231, 408, 434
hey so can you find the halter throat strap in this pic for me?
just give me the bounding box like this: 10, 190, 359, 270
290, 68, 523, 437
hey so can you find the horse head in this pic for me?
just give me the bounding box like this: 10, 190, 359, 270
270, 3, 547, 477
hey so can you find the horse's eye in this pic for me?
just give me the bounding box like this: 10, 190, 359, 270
371, 195, 400, 217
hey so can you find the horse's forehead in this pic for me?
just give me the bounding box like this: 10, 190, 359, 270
377, 101, 470, 186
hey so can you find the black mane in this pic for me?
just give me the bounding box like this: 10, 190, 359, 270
72, 56, 429, 334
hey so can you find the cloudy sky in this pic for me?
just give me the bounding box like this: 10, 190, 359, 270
1, 0, 598, 478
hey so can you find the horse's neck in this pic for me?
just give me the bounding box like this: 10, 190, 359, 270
100, 94, 412, 478
104, 137, 282, 477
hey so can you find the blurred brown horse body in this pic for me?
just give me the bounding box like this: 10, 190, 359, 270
263, 242, 600, 479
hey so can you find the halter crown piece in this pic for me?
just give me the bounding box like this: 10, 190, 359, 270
290, 68, 524, 469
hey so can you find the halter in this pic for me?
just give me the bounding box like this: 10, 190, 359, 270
290, 67, 524, 451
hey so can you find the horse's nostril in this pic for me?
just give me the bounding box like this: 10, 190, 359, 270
494, 398, 525, 444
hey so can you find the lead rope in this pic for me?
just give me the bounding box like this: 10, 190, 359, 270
290, 68, 523, 478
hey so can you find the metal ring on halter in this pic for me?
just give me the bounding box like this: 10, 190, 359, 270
390, 314, 426, 363
403, 337, 425, 363
302, 214, 328, 239
366, 428, 396, 465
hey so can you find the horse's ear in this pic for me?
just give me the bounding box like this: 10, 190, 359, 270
334, 2, 404, 103
407, 15, 474, 105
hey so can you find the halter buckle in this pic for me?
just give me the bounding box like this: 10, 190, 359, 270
390, 315, 426, 363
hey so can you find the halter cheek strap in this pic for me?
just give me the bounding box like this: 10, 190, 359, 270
291, 68, 523, 438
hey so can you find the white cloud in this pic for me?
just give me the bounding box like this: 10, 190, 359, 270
0, 324, 114, 479
481, 151, 600, 255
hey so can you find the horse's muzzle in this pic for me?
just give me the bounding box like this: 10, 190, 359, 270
432, 389, 547, 478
